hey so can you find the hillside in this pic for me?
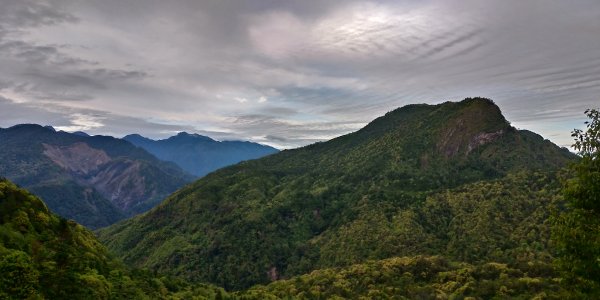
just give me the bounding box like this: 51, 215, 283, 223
124, 132, 278, 177
99, 98, 577, 289
0, 125, 194, 228
0, 178, 228, 299
236, 255, 566, 299
0, 180, 570, 298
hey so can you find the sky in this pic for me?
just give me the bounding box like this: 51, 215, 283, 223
0, 0, 599, 149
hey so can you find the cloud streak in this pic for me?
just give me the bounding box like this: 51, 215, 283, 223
0, 0, 598, 148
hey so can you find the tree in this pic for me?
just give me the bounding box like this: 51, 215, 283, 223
0, 250, 40, 299
553, 108, 600, 296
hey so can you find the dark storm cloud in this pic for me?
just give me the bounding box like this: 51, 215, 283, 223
0, 0, 598, 148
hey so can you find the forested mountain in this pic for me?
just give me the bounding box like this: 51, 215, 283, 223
98, 98, 577, 290
236, 255, 567, 299
0, 178, 226, 298
0, 178, 572, 299
124, 132, 278, 177
0, 125, 194, 228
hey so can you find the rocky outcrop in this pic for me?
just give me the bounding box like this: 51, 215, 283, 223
43, 143, 111, 175
42, 141, 181, 216
436, 99, 510, 158
466, 130, 504, 154
86, 160, 149, 212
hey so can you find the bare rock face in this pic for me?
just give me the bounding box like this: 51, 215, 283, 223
43, 142, 159, 215
43, 143, 111, 175
87, 160, 151, 212
436, 99, 510, 158
466, 130, 505, 154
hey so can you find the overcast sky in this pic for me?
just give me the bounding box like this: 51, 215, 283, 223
1, 0, 599, 149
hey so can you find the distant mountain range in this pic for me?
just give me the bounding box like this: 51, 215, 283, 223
123, 132, 278, 177
99, 98, 577, 289
0, 124, 194, 228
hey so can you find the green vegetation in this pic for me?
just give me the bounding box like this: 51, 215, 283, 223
236, 256, 566, 299
0, 174, 571, 300
99, 98, 576, 290
552, 108, 600, 296
0, 178, 226, 299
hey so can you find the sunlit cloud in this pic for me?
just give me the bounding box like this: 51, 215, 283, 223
54, 113, 104, 131
0, 0, 598, 148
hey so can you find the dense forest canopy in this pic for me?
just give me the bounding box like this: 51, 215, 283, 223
99, 98, 576, 290
552, 108, 600, 297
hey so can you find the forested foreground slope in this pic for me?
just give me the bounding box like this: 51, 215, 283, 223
99, 98, 577, 290
0, 178, 226, 299
235, 255, 567, 299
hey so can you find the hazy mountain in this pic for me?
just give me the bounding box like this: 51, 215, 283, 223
123, 132, 278, 177
99, 98, 576, 289
0, 125, 194, 228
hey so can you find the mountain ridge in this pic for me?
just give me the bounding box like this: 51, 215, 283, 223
0, 124, 194, 228
123, 131, 278, 177
97, 97, 575, 289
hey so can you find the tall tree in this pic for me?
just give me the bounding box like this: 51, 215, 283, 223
553, 108, 600, 296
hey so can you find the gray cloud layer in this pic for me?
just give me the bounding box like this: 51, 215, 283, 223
0, 0, 599, 148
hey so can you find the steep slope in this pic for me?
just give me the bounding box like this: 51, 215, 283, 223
0, 178, 226, 299
0, 178, 113, 298
99, 98, 576, 289
124, 132, 278, 177
0, 125, 194, 228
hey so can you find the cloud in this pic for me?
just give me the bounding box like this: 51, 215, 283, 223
0, 0, 598, 149
228, 113, 365, 148
0, 0, 78, 29
54, 113, 105, 132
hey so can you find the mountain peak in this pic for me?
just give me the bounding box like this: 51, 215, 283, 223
99, 97, 575, 290
354, 98, 510, 159
171, 131, 215, 142
8, 123, 45, 130
72, 131, 89, 137
125, 132, 278, 177
434, 98, 511, 157
123, 133, 152, 142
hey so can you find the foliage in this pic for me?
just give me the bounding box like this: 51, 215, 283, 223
236, 256, 566, 299
0, 178, 225, 299
99, 98, 576, 290
552, 108, 600, 296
